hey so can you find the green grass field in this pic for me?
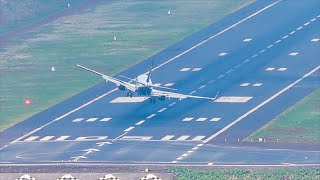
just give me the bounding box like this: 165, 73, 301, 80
246, 88, 320, 144
169, 167, 320, 180
0, 0, 255, 131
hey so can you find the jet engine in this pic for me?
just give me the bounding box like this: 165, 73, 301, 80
158, 96, 166, 101
118, 85, 126, 91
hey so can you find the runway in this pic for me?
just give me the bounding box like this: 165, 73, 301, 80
0, 0, 319, 165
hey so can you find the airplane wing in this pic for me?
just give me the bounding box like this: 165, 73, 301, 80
151, 89, 219, 100
77, 64, 136, 92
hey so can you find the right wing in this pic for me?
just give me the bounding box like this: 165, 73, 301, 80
151, 89, 219, 100
77, 64, 136, 92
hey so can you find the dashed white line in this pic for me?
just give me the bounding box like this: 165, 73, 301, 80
198, 85, 206, 89
282, 35, 289, 39
266, 67, 275, 71
310, 18, 317, 22
55, 136, 70, 141
100, 118, 112, 122
296, 26, 303, 30
86, 118, 98, 122
158, 108, 167, 113
124, 127, 135, 132
226, 69, 233, 74
161, 135, 175, 141
147, 114, 156, 119
24, 136, 39, 141
278, 67, 287, 71
243, 59, 250, 63
217, 74, 224, 79
189, 91, 196, 95
180, 68, 191, 72
135, 120, 145, 126
240, 83, 250, 87
253, 83, 263, 87
304, 22, 310, 26
210, 118, 221, 122
259, 49, 266, 53
72, 118, 84, 122
196, 118, 207, 122
168, 102, 176, 107
275, 39, 282, 44
39, 136, 55, 141
176, 135, 190, 141
219, 52, 228, 56
267, 44, 273, 49
289, 31, 296, 35
192, 68, 202, 71
182, 117, 194, 122
251, 54, 258, 58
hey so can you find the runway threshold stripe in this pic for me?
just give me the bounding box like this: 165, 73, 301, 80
203, 65, 320, 144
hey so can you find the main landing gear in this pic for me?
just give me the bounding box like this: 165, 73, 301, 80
126, 91, 133, 98
149, 97, 156, 104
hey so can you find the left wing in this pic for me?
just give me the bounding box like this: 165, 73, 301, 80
151, 89, 219, 100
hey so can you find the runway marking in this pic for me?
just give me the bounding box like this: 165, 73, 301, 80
208, 163, 214, 166
72, 118, 84, 122
5, 0, 282, 151
124, 126, 134, 132
192, 136, 206, 141
243, 38, 252, 42
196, 118, 207, 122
282, 35, 289, 39
310, 18, 317, 22
180, 68, 191, 72
217, 74, 224, 79
311, 38, 319, 42
135, 120, 145, 126
161, 135, 175, 141
182, 153, 188, 157
153, 83, 161, 86
182, 117, 194, 121
189, 91, 196, 95
275, 39, 282, 44
296, 26, 303, 31
168, 102, 176, 107
210, 118, 221, 122
289, 52, 299, 56
39, 136, 55, 141
218, 52, 228, 56
304, 22, 310, 26
110, 96, 149, 103
251, 54, 258, 58
253, 83, 263, 87
157, 108, 167, 113
164, 83, 175, 87
198, 85, 206, 89
100, 117, 112, 122
266, 67, 275, 71
240, 83, 250, 87
197, 144, 204, 147
278, 67, 287, 71
24, 136, 39, 141
147, 114, 156, 119
259, 49, 266, 53
226, 69, 233, 74
55, 136, 70, 141
75, 136, 108, 141
267, 44, 273, 49
120, 136, 152, 140
214, 96, 252, 103
176, 135, 190, 141
289, 31, 296, 35
192, 68, 202, 71
86, 118, 98, 122
243, 59, 250, 63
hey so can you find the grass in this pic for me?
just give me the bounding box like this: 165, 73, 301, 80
0, 0, 255, 131
246, 88, 320, 144
169, 167, 320, 180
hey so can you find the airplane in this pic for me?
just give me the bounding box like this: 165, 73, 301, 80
77, 63, 219, 103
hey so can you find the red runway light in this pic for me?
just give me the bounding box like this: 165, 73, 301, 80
25, 99, 32, 105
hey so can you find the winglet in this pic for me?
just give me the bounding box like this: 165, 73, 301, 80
213, 90, 220, 100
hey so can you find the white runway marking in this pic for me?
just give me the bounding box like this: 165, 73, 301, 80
243, 38, 252, 42
120, 136, 152, 140
189, 91, 196, 95
289, 31, 296, 35
266, 67, 275, 71
24, 136, 39, 141
39, 136, 55, 141
198, 85, 206, 89
176, 135, 190, 141
253, 83, 263, 87
147, 114, 156, 119
251, 54, 258, 58
196, 118, 207, 122
110, 96, 149, 103
192, 68, 202, 71
55, 136, 70, 141
180, 68, 191, 72
275, 39, 282, 44
158, 108, 167, 113
75, 136, 108, 141
135, 120, 145, 126
214, 96, 253, 103
72, 118, 84, 122
168, 102, 176, 107
219, 52, 228, 56
86, 118, 98, 122
192, 136, 206, 141
267, 44, 274, 49
124, 126, 134, 132
161, 135, 175, 141
240, 83, 250, 87
289, 52, 299, 56
278, 67, 287, 71
304, 22, 310, 26
297, 26, 303, 30
100, 117, 112, 122
311, 38, 319, 42
310, 18, 317, 22
210, 118, 221, 122
282, 35, 289, 39
164, 83, 174, 87
182, 117, 194, 122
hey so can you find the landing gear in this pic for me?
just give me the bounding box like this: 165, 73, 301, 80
149, 97, 156, 104
126, 91, 133, 98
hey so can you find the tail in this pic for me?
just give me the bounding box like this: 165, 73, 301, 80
146, 59, 154, 84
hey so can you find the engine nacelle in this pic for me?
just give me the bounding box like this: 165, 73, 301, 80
118, 85, 126, 91
158, 96, 166, 101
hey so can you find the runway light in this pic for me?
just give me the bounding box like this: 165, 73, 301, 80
25, 99, 32, 105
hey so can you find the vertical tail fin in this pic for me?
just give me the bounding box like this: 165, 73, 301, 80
146, 59, 154, 84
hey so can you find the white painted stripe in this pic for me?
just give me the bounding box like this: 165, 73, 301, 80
168, 102, 176, 107
210, 118, 221, 122
253, 83, 263, 87
243, 59, 250, 63
75, 136, 108, 141
180, 68, 191, 72
214, 96, 253, 103
187, 150, 193, 153
219, 52, 228, 56
189, 91, 196, 95
266, 67, 275, 71
289, 31, 296, 35
217, 74, 224, 79
278, 68, 287, 71
317, 15, 320, 18
311, 38, 320, 42
72, 118, 84, 122
251, 54, 258, 58
55, 136, 70, 141
100, 117, 112, 122
177, 157, 183, 160
124, 126, 134, 132
86, 118, 98, 122
226, 69, 233, 74
282, 35, 289, 39
135, 120, 145, 126
182, 153, 188, 157
7, 0, 282, 149
182, 117, 194, 122
110, 96, 148, 103
304, 22, 311, 26
311, 18, 317, 22
192, 136, 206, 141
267, 44, 273, 49
196, 118, 207, 122
297, 26, 303, 30
192, 147, 199, 150
240, 83, 250, 87
208, 163, 214, 166
203, 65, 320, 144
164, 83, 174, 87
259, 49, 266, 53
275, 39, 282, 44
192, 68, 202, 71
197, 144, 204, 147
198, 85, 206, 89
24, 136, 39, 141
158, 108, 167, 113
121, 136, 152, 140
243, 38, 252, 42
289, 52, 299, 56
147, 114, 156, 119
39, 136, 55, 141
172, 161, 177, 163
153, 83, 161, 86
176, 135, 190, 141
161, 135, 175, 141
